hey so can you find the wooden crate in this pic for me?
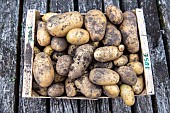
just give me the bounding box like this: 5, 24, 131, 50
22, 9, 154, 99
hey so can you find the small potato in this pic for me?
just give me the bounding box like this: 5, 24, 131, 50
32, 90, 39, 97
127, 62, 144, 75
118, 44, 125, 52
34, 46, 40, 56
89, 61, 113, 70
117, 66, 137, 85
94, 46, 123, 62
48, 83, 64, 97
43, 45, 54, 56
75, 74, 102, 99
52, 51, 66, 62
51, 37, 68, 52
129, 54, 139, 62
103, 85, 120, 98
120, 84, 135, 106
132, 75, 144, 94
114, 55, 128, 66
102, 23, 121, 46
89, 41, 99, 49
89, 68, 120, 85
85, 10, 107, 41
66, 28, 90, 45
54, 71, 66, 83
42, 12, 58, 22
56, 55, 72, 76
106, 5, 123, 24
65, 78, 77, 97
33, 81, 47, 96
68, 45, 79, 57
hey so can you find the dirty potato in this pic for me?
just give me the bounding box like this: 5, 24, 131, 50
42, 12, 58, 22
65, 78, 77, 97
54, 71, 66, 83
33, 81, 47, 96
33, 52, 54, 87
56, 55, 72, 76
119, 11, 139, 53
103, 84, 120, 98
43, 45, 54, 56
114, 55, 128, 66
132, 75, 144, 94
89, 68, 120, 85
34, 46, 40, 56
106, 5, 123, 24
127, 61, 144, 75
51, 37, 68, 52
47, 12, 83, 37
68, 45, 79, 57
85, 10, 107, 41
48, 83, 64, 97
94, 46, 123, 62
129, 54, 139, 62
52, 51, 67, 62
89, 61, 113, 70
66, 28, 90, 45
117, 66, 137, 85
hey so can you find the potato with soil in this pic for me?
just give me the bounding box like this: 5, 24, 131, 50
47, 11, 83, 37
89, 68, 120, 85
89, 61, 113, 70
129, 54, 139, 62
33, 52, 54, 87
103, 85, 120, 98
52, 51, 67, 62
54, 71, 66, 83
117, 66, 137, 85
65, 78, 77, 97
37, 21, 51, 46
119, 11, 139, 53
127, 61, 144, 75
102, 23, 121, 46
42, 12, 58, 22
34, 46, 40, 56
56, 55, 72, 76
94, 46, 123, 62
68, 44, 94, 80
51, 37, 68, 52
68, 45, 79, 57
132, 75, 144, 94
48, 83, 64, 97
43, 45, 54, 56
120, 84, 135, 106
33, 81, 47, 96
66, 28, 90, 45
85, 10, 107, 42
114, 55, 128, 66
75, 74, 102, 98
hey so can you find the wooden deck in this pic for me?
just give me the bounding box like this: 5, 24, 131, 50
0, 0, 169, 113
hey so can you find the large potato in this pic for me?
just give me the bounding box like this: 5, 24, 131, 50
106, 5, 123, 24
56, 55, 72, 76
65, 78, 77, 97
120, 84, 135, 106
42, 12, 58, 22
48, 83, 64, 97
75, 74, 102, 99
119, 11, 139, 53
103, 85, 120, 98
66, 28, 90, 45
129, 54, 139, 62
117, 66, 137, 85
33, 52, 54, 87
33, 81, 47, 96
132, 75, 144, 94
94, 46, 123, 62
127, 61, 144, 75
51, 37, 68, 52
68, 45, 79, 57
102, 23, 121, 46
85, 10, 107, 41
89, 61, 113, 70
68, 44, 94, 80
89, 68, 120, 85
47, 12, 83, 37
114, 55, 128, 66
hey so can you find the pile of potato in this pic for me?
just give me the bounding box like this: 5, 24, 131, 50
32, 5, 145, 106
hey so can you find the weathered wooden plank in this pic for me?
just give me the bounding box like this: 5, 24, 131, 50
0, 0, 20, 112
103, 0, 120, 10
139, 0, 170, 113
19, 0, 48, 113
121, 0, 138, 11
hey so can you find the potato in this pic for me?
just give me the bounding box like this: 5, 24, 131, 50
34, 46, 40, 56
106, 5, 123, 24
65, 78, 77, 97
68, 45, 79, 57
51, 37, 68, 52
52, 51, 66, 62
33, 52, 54, 87
47, 83, 64, 97
85, 10, 107, 41
129, 54, 139, 62
56, 55, 72, 76
120, 84, 135, 106
103, 85, 120, 98
75, 74, 102, 98
33, 81, 47, 96
102, 23, 121, 46
32, 90, 39, 97
54, 71, 66, 83
89, 61, 113, 70
94, 46, 123, 62
118, 44, 125, 52
37, 21, 46, 29
89, 68, 120, 85
42, 12, 58, 22
119, 11, 139, 53
114, 55, 128, 66
132, 75, 144, 94
66, 28, 90, 45
117, 66, 137, 85
127, 61, 144, 75
43, 45, 54, 56
47, 11, 83, 37
68, 44, 94, 80
37, 22, 51, 46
